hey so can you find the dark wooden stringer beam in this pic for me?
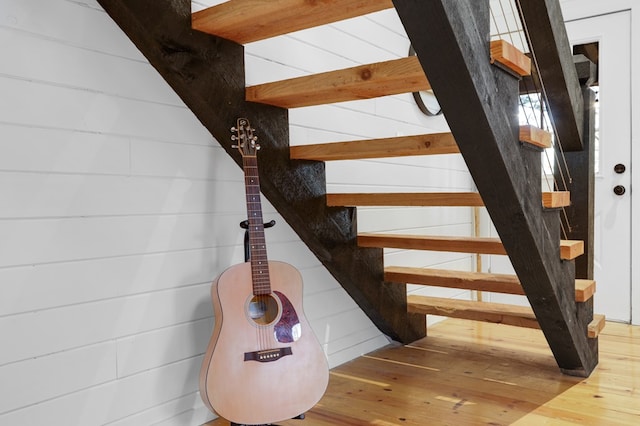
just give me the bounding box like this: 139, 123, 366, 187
96, 0, 426, 344
558, 55, 597, 280
516, 0, 584, 152
392, 0, 597, 375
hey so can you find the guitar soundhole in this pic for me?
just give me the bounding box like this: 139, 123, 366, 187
247, 294, 280, 326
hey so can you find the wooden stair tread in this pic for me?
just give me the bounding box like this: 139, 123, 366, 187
358, 234, 584, 261
291, 125, 551, 161
290, 133, 460, 161
520, 125, 553, 149
588, 314, 606, 338
327, 192, 483, 207
192, 0, 394, 44
407, 295, 540, 329
490, 39, 532, 76
575, 279, 596, 303
560, 240, 584, 260
387, 267, 521, 294
543, 191, 571, 208
247, 41, 528, 108
328, 191, 570, 209
247, 56, 429, 108
386, 266, 595, 302
360, 234, 506, 254
408, 295, 604, 338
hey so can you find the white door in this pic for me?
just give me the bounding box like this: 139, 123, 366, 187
565, 11, 632, 323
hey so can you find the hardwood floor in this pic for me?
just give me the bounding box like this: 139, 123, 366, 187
203, 318, 640, 425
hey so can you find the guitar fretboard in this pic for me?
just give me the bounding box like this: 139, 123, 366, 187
243, 155, 271, 295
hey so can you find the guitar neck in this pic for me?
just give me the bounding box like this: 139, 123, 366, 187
243, 155, 271, 295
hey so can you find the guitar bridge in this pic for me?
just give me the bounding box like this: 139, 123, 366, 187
244, 347, 292, 363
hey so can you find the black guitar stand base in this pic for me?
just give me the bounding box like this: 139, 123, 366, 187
230, 413, 305, 426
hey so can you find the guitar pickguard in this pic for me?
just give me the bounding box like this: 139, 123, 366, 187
273, 291, 301, 343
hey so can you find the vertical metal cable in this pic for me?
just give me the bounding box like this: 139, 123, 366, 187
489, 0, 580, 239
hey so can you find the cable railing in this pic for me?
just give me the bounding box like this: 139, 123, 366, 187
490, 0, 578, 239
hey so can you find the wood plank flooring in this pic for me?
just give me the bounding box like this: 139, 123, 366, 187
203, 319, 640, 425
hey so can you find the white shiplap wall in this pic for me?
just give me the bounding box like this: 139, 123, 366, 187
0, 0, 475, 425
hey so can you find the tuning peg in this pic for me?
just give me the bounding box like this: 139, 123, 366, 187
230, 126, 237, 132
231, 144, 239, 149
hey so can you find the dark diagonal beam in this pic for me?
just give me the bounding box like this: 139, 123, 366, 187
393, 0, 597, 375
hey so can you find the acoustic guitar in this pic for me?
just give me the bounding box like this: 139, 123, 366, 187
199, 118, 329, 425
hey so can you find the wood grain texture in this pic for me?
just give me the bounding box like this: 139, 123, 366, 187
407, 295, 540, 329
542, 190, 571, 208
205, 318, 638, 426
327, 192, 483, 207
359, 234, 507, 254
560, 240, 584, 260
290, 132, 459, 161
192, 0, 394, 44
359, 234, 583, 261
386, 267, 595, 302
387, 266, 523, 294
588, 314, 606, 338
246, 56, 430, 108
327, 191, 571, 208
490, 39, 532, 76
575, 279, 596, 303
291, 124, 551, 160
520, 124, 553, 149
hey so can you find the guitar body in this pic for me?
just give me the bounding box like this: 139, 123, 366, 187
199, 260, 329, 425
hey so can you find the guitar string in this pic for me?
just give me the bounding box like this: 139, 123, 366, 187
245, 155, 272, 352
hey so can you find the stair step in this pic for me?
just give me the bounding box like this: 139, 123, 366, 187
247, 41, 527, 108
328, 191, 570, 209
575, 279, 597, 303
588, 314, 606, 338
247, 56, 429, 108
290, 133, 460, 161
388, 267, 521, 294
560, 240, 584, 260
358, 234, 584, 261
385, 266, 596, 302
292, 125, 550, 161
360, 234, 506, 254
327, 192, 483, 207
490, 39, 532, 76
192, 0, 394, 44
542, 191, 571, 208
520, 125, 553, 149
407, 295, 540, 329
407, 296, 603, 335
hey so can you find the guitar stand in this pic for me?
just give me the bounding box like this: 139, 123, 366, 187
235, 220, 306, 426
240, 219, 276, 262
230, 413, 305, 426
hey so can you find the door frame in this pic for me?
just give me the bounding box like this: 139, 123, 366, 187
561, 0, 638, 324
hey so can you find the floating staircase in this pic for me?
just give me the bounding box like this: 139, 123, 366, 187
98, 0, 600, 376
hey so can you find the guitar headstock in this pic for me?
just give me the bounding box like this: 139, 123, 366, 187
231, 118, 259, 157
